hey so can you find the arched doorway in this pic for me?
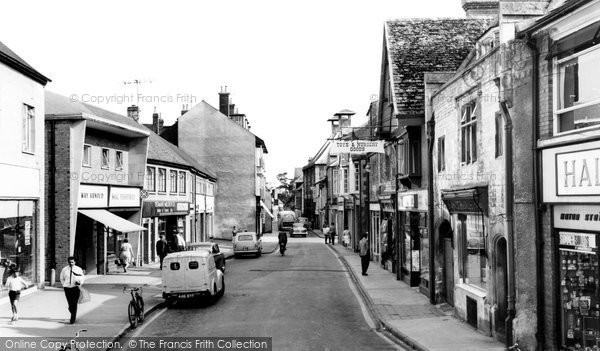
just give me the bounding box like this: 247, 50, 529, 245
494, 237, 508, 342
439, 220, 454, 305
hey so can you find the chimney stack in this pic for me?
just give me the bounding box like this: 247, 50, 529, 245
229, 103, 236, 116
219, 86, 230, 117
181, 104, 189, 116
462, 0, 499, 18
152, 108, 163, 134
330, 109, 356, 136
127, 105, 139, 122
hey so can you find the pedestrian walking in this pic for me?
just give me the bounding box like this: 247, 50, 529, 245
359, 234, 370, 276
322, 224, 330, 244
60, 256, 84, 324
343, 227, 350, 249
4, 265, 27, 321
156, 234, 169, 270
119, 238, 134, 273
329, 223, 336, 245
232, 225, 238, 241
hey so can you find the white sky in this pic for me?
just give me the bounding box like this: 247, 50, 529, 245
1, 0, 464, 183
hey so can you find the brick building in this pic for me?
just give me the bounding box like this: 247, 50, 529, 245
45, 92, 149, 277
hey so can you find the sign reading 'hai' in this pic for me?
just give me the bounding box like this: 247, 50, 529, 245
330, 140, 384, 154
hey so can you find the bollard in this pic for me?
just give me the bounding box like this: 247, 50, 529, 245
50, 268, 55, 287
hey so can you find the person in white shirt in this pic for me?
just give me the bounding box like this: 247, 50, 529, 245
60, 256, 84, 324
4, 265, 27, 321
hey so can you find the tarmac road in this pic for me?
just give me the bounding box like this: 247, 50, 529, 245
132, 236, 401, 351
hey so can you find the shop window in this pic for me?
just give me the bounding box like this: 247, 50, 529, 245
158, 168, 166, 193
170, 170, 178, 193
461, 100, 478, 165
146, 167, 156, 192
371, 211, 380, 256
115, 150, 123, 170
495, 112, 503, 158
556, 45, 600, 133
22, 104, 35, 154
0, 200, 36, 282
82, 145, 91, 167
101, 148, 110, 169
179, 172, 186, 194
459, 214, 486, 289
437, 136, 445, 172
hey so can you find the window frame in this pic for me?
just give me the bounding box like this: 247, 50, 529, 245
146, 166, 156, 192
157, 168, 167, 193
82, 145, 92, 167
115, 150, 124, 171
460, 100, 478, 165
458, 214, 487, 290
495, 112, 503, 158
553, 44, 600, 135
22, 104, 35, 154
342, 167, 349, 194
101, 148, 110, 169
170, 170, 178, 193
178, 171, 186, 194
437, 136, 446, 172
354, 161, 360, 192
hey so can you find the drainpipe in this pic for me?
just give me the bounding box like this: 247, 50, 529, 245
525, 37, 545, 351
427, 116, 436, 305
49, 121, 57, 281
499, 101, 515, 347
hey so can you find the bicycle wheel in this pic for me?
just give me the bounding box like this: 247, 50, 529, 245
137, 296, 145, 323
128, 301, 138, 328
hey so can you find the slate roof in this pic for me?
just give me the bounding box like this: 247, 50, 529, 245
385, 18, 493, 116
0, 41, 50, 85
45, 91, 148, 133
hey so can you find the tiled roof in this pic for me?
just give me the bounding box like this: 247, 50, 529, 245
385, 18, 493, 116
45, 91, 148, 133
0, 41, 50, 85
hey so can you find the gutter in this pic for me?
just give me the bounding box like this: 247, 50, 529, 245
499, 101, 515, 348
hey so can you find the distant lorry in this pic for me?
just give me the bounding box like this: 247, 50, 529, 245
278, 210, 297, 232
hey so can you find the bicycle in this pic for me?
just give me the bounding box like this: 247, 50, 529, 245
123, 286, 144, 328
57, 329, 87, 351
508, 342, 521, 351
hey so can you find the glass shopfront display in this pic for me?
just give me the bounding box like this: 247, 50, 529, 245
400, 211, 426, 287
0, 200, 36, 285
559, 231, 600, 350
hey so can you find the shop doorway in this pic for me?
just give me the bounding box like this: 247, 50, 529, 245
494, 237, 508, 342
439, 220, 454, 306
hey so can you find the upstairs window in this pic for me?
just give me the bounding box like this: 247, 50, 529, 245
207, 182, 214, 196
556, 45, 600, 133
461, 100, 478, 165
343, 167, 349, 194
495, 113, 503, 158
82, 145, 91, 167
179, 172, 186, 194
101, 148, 110, 169
158, 168, 166, 193
437, 136, 445, 172
170, 170, 178, 193
22, 105, 35, 153
146, 167, 156, 192
115, 151, 123, 170
354, 162, 360, 192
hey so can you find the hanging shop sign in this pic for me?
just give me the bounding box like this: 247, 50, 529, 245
109, 187, 140, 207
559, 231, 597, 254
330, 140, 385, 155
554, 205, 600, 232
78, 184, 108, 208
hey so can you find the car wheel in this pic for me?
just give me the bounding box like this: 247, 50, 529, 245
217, 278, 225, 298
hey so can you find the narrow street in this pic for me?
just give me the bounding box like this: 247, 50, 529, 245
133, 232, 400, 351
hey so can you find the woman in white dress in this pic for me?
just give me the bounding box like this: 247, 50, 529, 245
119, 238, 134, 272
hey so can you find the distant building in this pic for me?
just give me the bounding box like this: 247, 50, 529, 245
161, 89, 270, 238
0, 41, 50, 290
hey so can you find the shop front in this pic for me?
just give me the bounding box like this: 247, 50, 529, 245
397, 192, 427, 288
143, 200, 191, 260
0, 200, 37, 287
77, 184, 145, 274
379, 197, 396, 273
542, 141, 600, 349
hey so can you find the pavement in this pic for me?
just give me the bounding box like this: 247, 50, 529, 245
311, 229, 506, 351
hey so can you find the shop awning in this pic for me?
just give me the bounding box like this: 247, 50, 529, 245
79, 209, 146, 233
441, 187, 488, 216
260, 200, 274, 218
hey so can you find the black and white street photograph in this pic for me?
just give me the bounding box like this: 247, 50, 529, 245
1, 0, 599, 350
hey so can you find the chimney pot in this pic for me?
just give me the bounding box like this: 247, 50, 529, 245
218, 89, 231, 117
127, 105, 139, 122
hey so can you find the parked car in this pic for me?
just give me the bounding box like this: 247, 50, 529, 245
291, 222, 307, 238
188, 242, 226, 272
161, 250, 225, 303
233, 232, 262, 257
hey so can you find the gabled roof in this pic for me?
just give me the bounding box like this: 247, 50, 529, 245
45, 91, 149, 135
385, 18, 493, 116
518, 0, 593, 35
0, 41, 50, 85
146, 128, 217, 181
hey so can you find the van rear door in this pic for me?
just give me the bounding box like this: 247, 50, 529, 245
185, 256, 208, 291
163, 256, 186, 292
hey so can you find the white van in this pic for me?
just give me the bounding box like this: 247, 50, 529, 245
162, 250, 225, 302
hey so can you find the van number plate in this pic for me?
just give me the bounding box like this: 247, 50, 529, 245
179, 293, 196, 299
